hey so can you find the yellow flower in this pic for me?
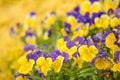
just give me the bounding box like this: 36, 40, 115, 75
105, 33, 116, 48
71, 23, 89, 39
24, 14, 36, 27
68, 46, 77, 59
110, 17, 120, 28
52, 56, 64, 73
80, 1, 100, 15
16, 76, 28, 80
18, 56, 35, 74
73, 57, 83, 68
61, 28, 67, 36
111, 62, 120, 72
67, 16, 78, 31
56, 38, 69, 53
95, 14, 109, 29
25, 36, 36, 44
35, 57, 52, 76
103, 0, 119, 12
95, 58, 110, 70
79, 45, 98, 62
45, 15, 56, 25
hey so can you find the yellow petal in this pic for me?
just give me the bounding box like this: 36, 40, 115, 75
105, 33, 116, 48
36, 57, 45, 66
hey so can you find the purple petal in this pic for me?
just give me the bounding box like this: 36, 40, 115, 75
24, 44, 36, 52
114, 50, 120, 63
66, 40, 76, 48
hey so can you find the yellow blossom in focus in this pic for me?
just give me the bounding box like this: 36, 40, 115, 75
18, 55, 35, 74
68, 46, 77, 59
66, 16, 78, 31
103, 0, 119, 12
105, 33, 116, 48
95, 58, 110, 70
56, 38, 69, 53
35, 57, 52, 76
80, 1, 100, 15
79, 45, 98, 62
95, 14, 110, 29
111, 62, 120, 72
52, 56, 64, 73
110, 17, 120, 28
73, 57, 83, 68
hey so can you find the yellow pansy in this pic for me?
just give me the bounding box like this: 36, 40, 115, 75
71, 23, 89, 39
61, 28, 67, 36
95, 58, 110, 70
24, 14, 36, 27
18, 56, 35, 74
25, 36, 36, 44
16, 76, 28, 80
43, 31, 49, 40
45, 14, 56, 25
110, 17, 120, 28
68, 46, 77, 59
95, 14, 110, 29
66, 16, 78, 31
52, 56, 64, 73
80, 1, 100, 15
103, 0, 119, 12
35, 57, 52, 76
111, 62, 120, 72
73, 57, 83, 68
105, 33, 116, 48
56, 38, 69, 53
79, 45, 98, 62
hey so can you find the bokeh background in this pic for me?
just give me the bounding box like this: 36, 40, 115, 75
0, 0, 82, 80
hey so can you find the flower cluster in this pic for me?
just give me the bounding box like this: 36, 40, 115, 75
13, 0, 120, 80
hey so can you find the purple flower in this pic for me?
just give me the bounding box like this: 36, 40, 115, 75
61, 52, 69, 62
26, 30, 36, 37
114, 50, 120, 63
90, 0, 99, 3
114, 8, 120, 18
24, 44, 36, 52
66, 40, 76, 49
92, 33, 103, 42
10, 27, 15, 35
64, 22, 71, 34
27, 53, 38, 61
48, 29, 52, 37
63, 36, 69, 41
74, 36, 86, 45
30, 12, 36, 16
67, 11, 79, 18
74, 6, 80, 13
86, 38, 94, 46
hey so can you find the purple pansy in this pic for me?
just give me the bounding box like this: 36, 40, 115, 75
114, 50, 120, 63
24, 44, 36, 52
30, 12, 36, 16
64, 22, 71, 34
66, 40, 76, 49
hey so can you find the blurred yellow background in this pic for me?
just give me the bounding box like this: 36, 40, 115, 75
0, 0, 82, 80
